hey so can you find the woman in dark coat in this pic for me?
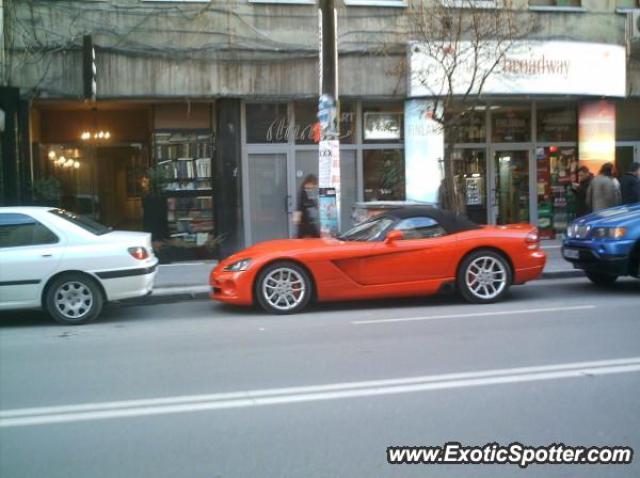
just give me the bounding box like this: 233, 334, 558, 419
295, 174, 320, 238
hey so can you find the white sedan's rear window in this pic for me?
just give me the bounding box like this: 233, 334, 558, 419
49, 209, 111, 236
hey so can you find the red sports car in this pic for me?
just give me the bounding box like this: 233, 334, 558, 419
210, 207, 546, 314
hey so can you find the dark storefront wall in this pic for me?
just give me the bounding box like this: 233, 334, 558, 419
615, 100, 640, 176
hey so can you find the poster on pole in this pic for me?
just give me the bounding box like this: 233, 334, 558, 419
319, 140, 333, 188
319, 139, 341, 234
319, 187, 338, 237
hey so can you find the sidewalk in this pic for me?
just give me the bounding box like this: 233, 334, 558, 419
143, 240, 580, 304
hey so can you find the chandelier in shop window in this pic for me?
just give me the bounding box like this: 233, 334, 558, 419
48, 149, 81, 169
80, 130, 111, 141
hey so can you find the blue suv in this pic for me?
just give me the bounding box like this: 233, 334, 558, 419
563, 204, 640, 285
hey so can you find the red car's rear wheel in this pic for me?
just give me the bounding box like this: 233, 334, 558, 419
457, 250, 512, 304
255, 261, 312, 314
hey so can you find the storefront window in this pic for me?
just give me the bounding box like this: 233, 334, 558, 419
363, 149, 405, 201
339, 103, 356, 144
41, 145, 97, 217
153, 131, 214, 252
445, 108, 486, 144
363, 103, 403, 143
536, 146, 578, 239
293, 101, 355, 145
491, 105, 531, 143
536, 104, 576, 143
293, 102, 317, 145
246, 103, 288, 143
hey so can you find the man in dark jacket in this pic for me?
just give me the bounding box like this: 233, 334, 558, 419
620, 162, 640, 205
573, 166, 593, 217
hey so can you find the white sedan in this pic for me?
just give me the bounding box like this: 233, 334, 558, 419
0, 207, 158, 325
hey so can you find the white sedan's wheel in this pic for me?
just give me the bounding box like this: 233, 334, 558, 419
55, 281, 94, 319
457, 250, 511, 304
255, 262, 311, 314
45, 274, 103, 325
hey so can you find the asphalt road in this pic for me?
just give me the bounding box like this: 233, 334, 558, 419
1, 277, 639, 478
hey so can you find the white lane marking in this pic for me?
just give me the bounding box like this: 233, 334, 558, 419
2, 356, 638, 428
352, 305, 596, 325
542, 245, 562, 249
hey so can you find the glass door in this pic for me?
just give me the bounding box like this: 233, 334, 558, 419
452, 148, 488, 224
493, 149, 531, 225
247, 153, 289, 244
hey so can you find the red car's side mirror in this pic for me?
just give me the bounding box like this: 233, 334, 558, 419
385, 230, 403, 243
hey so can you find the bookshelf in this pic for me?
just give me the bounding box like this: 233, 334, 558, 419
152, 129, 215, 247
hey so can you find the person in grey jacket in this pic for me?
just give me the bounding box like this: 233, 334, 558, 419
586, 162, 621, 212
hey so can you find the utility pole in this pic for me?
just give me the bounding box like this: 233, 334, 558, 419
317, 0, 340, 236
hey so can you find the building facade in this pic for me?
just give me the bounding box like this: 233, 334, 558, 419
2, 0, 640, 257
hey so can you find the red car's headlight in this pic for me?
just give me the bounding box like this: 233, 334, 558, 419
223, 259, 252, 272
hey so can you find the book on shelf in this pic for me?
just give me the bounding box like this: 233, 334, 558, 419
194, 157, 211, 178
176, 158, 195, 179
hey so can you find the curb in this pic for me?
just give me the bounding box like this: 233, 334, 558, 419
118, 270, 586, 307
114, 286, 210, 307
541, 270, 584, 279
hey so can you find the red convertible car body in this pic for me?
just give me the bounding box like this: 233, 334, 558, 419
210, 207, 546, 313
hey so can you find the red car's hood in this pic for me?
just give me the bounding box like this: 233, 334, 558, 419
223, 237, 343, 264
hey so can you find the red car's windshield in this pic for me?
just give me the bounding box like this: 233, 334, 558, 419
338, 216, 394, 242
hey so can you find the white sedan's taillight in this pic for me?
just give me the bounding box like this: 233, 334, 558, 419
128, 247, 149, 260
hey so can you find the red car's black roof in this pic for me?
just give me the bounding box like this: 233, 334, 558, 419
381, 206, 480, 234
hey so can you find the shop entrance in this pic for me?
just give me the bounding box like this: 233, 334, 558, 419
244, 149, 357, 246
491, 147, 533, 225
246, 152, 290, 245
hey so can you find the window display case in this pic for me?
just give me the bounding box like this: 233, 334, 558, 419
152, 130, 215, 258
536, 146, 577, 239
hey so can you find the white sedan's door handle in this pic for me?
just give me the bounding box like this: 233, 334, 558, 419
41, 253, 53, 258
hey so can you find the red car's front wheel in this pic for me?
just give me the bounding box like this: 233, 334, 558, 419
457, 250, 512, 304
255, 261, 312, 314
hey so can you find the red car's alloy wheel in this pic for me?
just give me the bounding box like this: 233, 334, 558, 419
458, 250, 512, 304
255, 262, 312, 314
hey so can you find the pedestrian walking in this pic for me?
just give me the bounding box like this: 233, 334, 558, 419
619, 162, 640, 205
572, 165, 593, 217
294, 174, 320, 238
586, 162, 621, 212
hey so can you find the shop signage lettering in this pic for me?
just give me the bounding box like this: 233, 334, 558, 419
502, 55, 570, 79
409, 40, 626, 97
265, 113, 354, 143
